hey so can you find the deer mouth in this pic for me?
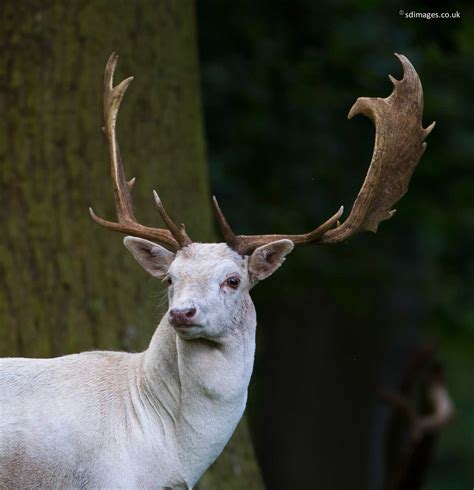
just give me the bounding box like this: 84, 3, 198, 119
173, 323, 201, 330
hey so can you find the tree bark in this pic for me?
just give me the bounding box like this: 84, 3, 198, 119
0, 1, 263, 487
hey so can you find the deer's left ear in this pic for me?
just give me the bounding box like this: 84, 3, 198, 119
248, 239, 294, 283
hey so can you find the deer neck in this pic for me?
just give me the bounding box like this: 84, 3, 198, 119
140, 304, 257, 485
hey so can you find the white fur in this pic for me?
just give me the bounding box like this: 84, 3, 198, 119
0, 240, 293, 488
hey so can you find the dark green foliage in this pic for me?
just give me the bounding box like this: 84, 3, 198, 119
198, 1, 473, 488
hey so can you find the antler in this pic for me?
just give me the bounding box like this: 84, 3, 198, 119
213, 54, 435, 255
89, 53, 192, 250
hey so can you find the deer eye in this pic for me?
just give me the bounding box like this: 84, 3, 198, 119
166, 276, 173, 285
224, 276, 240, 289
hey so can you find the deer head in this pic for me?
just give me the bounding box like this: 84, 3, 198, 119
90, 53, 434, 339
123, 238, 293, 340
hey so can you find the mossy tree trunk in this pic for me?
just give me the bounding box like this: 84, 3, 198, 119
0, 1, 263, 487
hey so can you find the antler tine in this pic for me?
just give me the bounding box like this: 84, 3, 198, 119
89, 53, 190, 250
213, 54, 433, 254
211, 196, 239, 249
153, 191, 192, 247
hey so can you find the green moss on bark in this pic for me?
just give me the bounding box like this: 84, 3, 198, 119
0, 1, 264, 487
0, 0, 212, 357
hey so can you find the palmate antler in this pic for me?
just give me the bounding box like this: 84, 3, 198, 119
91, 53, 434, 256
89, 53, 192, 250
212, 53, 435, 255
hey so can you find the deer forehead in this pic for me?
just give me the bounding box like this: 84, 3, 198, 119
169, 243, 247, 282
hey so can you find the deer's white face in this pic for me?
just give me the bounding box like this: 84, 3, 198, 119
124, 238, 294, 341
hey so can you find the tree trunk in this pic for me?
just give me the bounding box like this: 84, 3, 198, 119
0, 1, 263, 487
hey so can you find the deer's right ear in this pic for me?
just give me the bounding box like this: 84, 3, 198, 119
123, 237, 175, 278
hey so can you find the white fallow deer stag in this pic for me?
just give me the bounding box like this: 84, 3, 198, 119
0, 53, 434, 489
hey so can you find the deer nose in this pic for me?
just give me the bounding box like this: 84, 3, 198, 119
169, 307, 197, 327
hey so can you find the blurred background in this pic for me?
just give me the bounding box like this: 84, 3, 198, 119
0, 1, 472, 489
197, 1, 473, 488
